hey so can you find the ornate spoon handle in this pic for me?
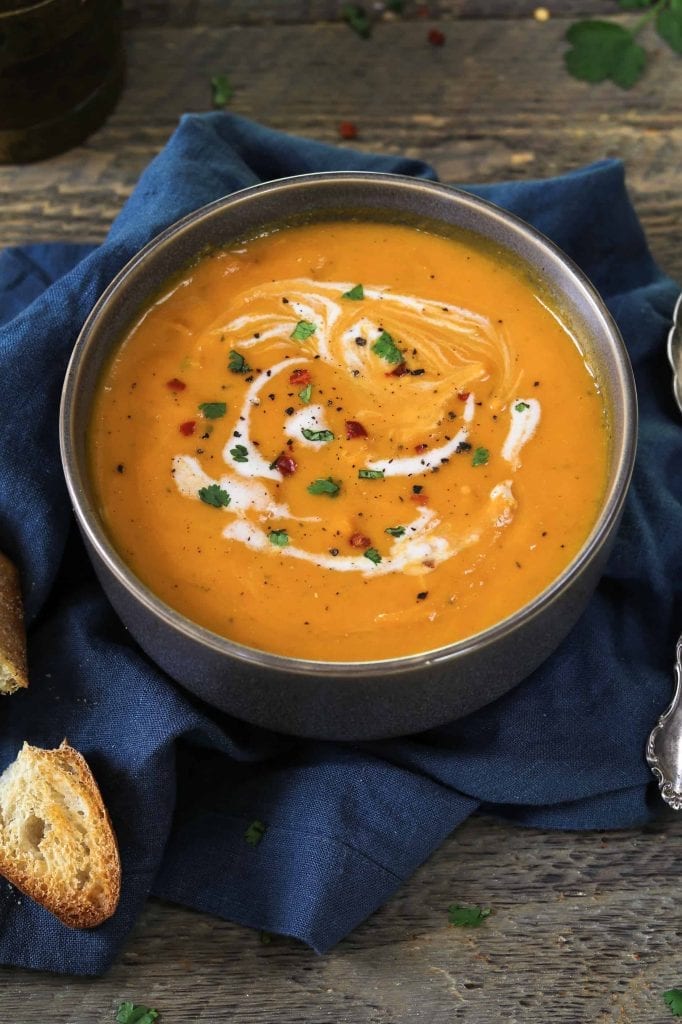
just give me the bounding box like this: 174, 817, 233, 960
647, 637, 682, 809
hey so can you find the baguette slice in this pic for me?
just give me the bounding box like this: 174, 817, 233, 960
0, 740, 121, 928
0, 551, 28, 693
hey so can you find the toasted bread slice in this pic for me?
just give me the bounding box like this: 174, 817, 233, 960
0, 741, 121, 928
0, 551, 28, 694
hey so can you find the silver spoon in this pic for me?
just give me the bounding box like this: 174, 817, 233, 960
646, 293, 682, 808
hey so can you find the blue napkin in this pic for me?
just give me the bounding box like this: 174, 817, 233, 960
0, 113, 679, 976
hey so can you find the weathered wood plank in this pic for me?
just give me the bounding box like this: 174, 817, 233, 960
0, 815, 681, 1022
1, 20, 679, 279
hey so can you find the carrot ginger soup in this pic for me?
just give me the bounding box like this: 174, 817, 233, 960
89, 221, 609, 661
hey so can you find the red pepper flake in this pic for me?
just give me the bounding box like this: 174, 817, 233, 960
416, 4, 430, 17
387, 362, 410, 378
274, 453, 297, 477
166, 377, 186, 391
414, 443, 429, 453
339, 121, 358, 140
427, 28, 445, 46
345, 420, 368, 439
289, 368, 312, 386
350, 532, 372, 549
457, 391, 470, 401
411, 493, 429, 506
179, 420, 196, 436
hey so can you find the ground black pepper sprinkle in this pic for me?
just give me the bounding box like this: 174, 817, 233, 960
417, 591, 428, 601
116, 464, 125, 473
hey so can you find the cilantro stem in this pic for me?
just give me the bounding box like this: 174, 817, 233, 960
631, 0, 667, 37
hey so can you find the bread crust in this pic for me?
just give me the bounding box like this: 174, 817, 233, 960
0, 741, 121, 928
0, 551, 28, 693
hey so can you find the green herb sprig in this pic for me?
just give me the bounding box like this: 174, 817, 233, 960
566, 1, 682, 89
116, 1004, 159, 1024
447, 904, 492, 928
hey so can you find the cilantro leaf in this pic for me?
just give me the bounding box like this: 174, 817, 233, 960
664, 989, 682, 1016
291, 320, 317, 342
385, 525, 405, 537
299, 382, 313, 404
514, 401, 530, 412
358, 468, 385, 479
564, 21, 646, 89
199, 401, 226, 419
198, 484, 231, 508
210, 73, 233, 107
472, 447, 490, 467
230, 444, 249, 463
342, 3, 372, 38
307, 477, 341, 496
268, 529, 289, 547
244, 820, 266, 846
116, 1004, 159, 1024
228, 350, 251, 374
447, 904, 491, 928
371, 330, 403, 364
342, 283, 365, 300
302, 428, 335, 443
657, 1, 682, 54
364, 547, 382, 564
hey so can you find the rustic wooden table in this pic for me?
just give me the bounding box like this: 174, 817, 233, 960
1, 2, 681, 1021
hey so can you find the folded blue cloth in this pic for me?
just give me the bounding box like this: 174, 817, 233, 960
0, 113, 679, 975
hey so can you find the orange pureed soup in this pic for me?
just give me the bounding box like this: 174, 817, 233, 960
89, 220, 609, 661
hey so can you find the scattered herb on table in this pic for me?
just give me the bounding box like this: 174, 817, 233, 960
291, 320, 317, 342
342, 283, 365, 300
371, 329, 403, 364
664, 989, 682, 1016
472, 446, 490, 467
565, 1, 682, 90
358, 468, 385, 479
116, 1003, 159, 1024
342, 3, 373, 38
269, 529, 289, 547
199, 401, 227, 419
307, 477, 341, 497
302, 428, 335, 442
447, 903, 492, 928
210, 73, 233, 107
198, 484, 231, 508
385, 525, 405, 538
363, 547, 382, 565
245, 820, 267, 846
228, 349, 251, 374
299, 382, 313, 404
230, 444, 249, 463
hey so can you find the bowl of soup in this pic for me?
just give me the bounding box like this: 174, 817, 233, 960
60, 173, 636, 739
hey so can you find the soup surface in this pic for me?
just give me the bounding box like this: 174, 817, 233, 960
89, 220, 609, 661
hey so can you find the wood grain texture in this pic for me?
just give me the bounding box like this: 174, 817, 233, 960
1, 815, 682, 1022
0, 3, 681, 1021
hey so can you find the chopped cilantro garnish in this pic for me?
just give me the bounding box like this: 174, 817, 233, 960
514, 401, 530, 412
342, 283, 365, 300
245, 820, 266, 846
371, 330, 403, 365
307, 477, 341, 497
342, 3, 372, 38
664, 989, 682, 1017
358, 468, 385, 479
472, 447, 490, 467
199, 401, 226, 419
268, 529, 289, 547
302, 428, 335, 443
291, 320, 317, 342
228, 350, 250, 373
447, 904, 491, 928
230, 444, 249, 463
198, 484, 230, 508
116, 1003, 159, 1024
210, 73, 233, 107
363, 547, 382, 565
385, 526, 405, 537
299, 382, 313, 404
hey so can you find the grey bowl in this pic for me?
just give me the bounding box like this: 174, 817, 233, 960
59, 173, 637, 740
